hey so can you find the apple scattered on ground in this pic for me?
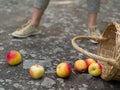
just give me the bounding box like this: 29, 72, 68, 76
74, 59, 87, 72
6, 50, 22, 65
56, 62, 72, 78
29, 64, 45, 79
88, 62, 102, 77
85, 58, 96, 67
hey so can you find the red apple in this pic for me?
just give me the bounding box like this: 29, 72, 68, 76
88, 62, 102, 77
85, 58, 96, 67
29, 64, 45, 79
74, 59, 87, 72
6, 50, 22, 65
56, 62, 72, 78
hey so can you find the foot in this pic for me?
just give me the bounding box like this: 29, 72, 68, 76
89, 25, 101, 43
11, 21, 41, 38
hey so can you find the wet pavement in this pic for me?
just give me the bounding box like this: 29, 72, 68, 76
0, 0, 120, 90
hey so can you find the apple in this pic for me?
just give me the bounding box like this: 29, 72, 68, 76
56, 62, 72, 78
6, 50, 22, 65
29, 64, 45, 79
74, 59, 87, 72
88, 62, 102, 77
85, 58, 96, 67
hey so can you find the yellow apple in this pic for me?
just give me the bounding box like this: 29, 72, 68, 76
85, 58, 96, 67
88, 63, 102, 77
56, 62, 72, 78
29, 64, 45, 79
6, 50, 22, 65
74, 59, 87, 72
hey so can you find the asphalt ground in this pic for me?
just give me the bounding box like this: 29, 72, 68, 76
0, 0, 120, 90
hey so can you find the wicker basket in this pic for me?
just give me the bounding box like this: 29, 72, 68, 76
71, 22, 120, 81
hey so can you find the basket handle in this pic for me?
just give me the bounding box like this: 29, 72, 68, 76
71, 36, 119, 68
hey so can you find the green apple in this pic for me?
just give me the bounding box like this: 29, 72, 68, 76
74, 59, 87, 72
56, 62, 72, 78
88, 63, 102, 77
29, 64, 45, 79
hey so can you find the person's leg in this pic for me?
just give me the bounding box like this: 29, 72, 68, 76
87, 0, 101, 38
11, 0, 50, 38
31, 0, 50, 26
88, 13, 98, 28
30, 8, 44, 26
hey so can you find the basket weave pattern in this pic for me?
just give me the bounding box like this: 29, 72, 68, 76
71, 22, 120, 81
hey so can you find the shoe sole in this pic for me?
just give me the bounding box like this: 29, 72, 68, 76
90, 40, 98, 44
11, 31, 41, 38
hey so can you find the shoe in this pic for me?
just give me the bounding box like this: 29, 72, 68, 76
11, 21, 41, 38
89, 25, 101, 43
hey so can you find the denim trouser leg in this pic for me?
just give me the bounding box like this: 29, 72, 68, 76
34, 0, 100, 12
87, 0, 101, 13
34, 0, 50, 10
